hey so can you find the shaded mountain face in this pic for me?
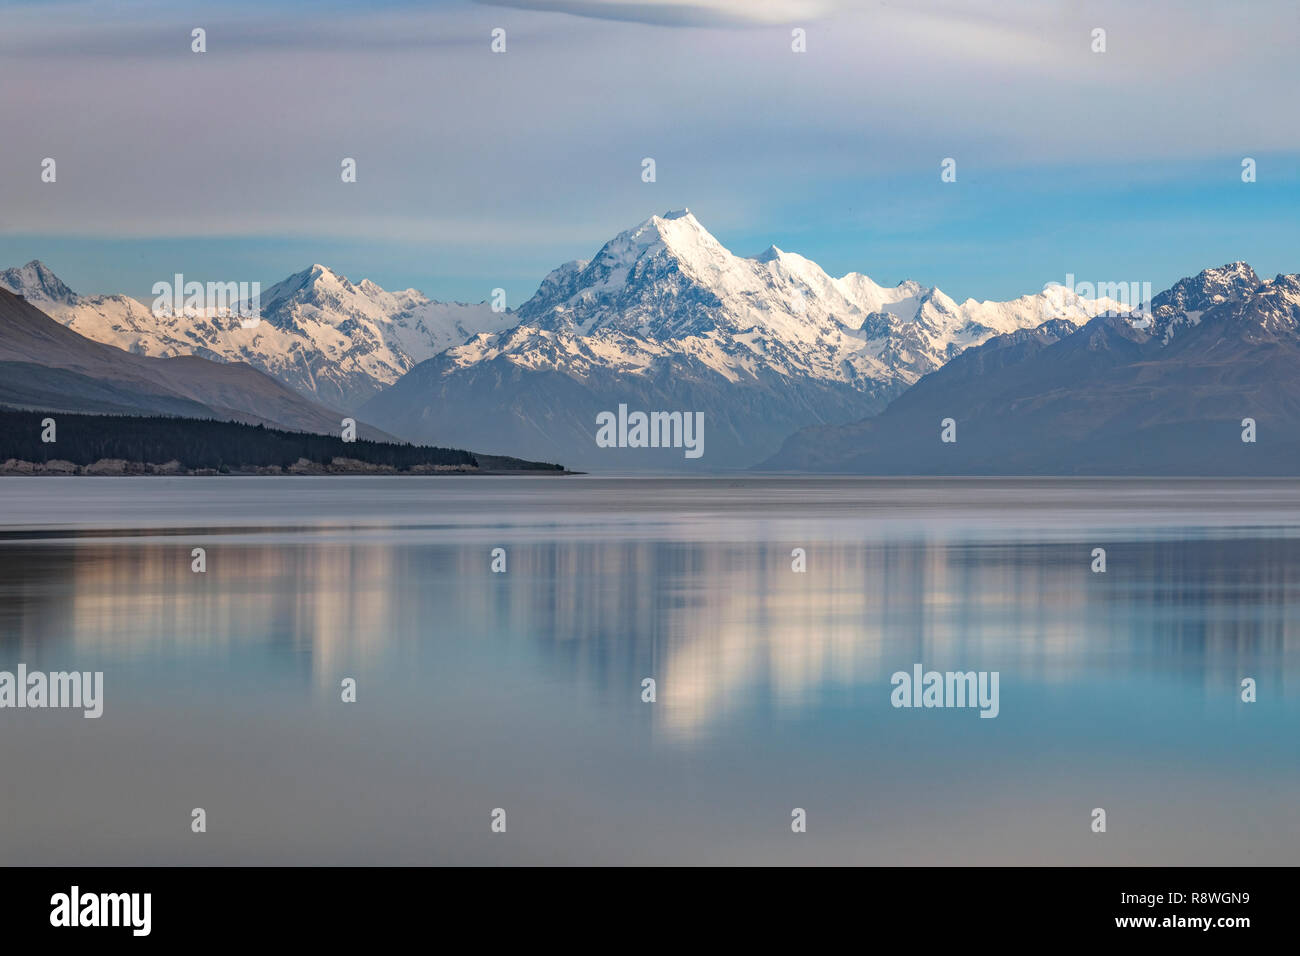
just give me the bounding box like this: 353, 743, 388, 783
763, 265, 1300, 475
1147, 261, 1262, 344
0, 261, 76, 305
0, 261, 513, 412
0, 288, 387, 438
361, 210, 1124, 469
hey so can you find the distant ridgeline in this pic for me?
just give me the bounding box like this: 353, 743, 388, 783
0, 410, 565, 474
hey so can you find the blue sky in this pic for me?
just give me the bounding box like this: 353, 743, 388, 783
1, 0, 1297, 306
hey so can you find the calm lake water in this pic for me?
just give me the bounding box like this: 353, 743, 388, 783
0, 476, 1297, 865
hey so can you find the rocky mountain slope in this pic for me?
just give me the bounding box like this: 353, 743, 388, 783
762, 264, 1300, 475
0, 287, 386, 437
1, 261, 513, 411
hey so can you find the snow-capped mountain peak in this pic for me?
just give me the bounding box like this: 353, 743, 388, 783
509, 210, 1121, 388
1155, 261, 1261, 313
582, 208, 732, 295
363, 211, 1135, 468
258, 264, 366, 316
0, 261, 516, 411
0, 260, 78, 305
1148, 261, 1263, 343
1, 212, 1157, 470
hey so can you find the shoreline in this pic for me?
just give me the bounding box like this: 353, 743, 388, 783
0, 457, 577, 477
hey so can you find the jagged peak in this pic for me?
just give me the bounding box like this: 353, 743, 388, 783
919, 286, 959, 310
588, 209, 731, 277
536, 258, 588, 290
1151, 261, 1261, 316
1202, 260, 1256, 279
308, 263, 346, 282
608, 208, 705, 243
0, 259, 78, 303
267, 263, 356, 297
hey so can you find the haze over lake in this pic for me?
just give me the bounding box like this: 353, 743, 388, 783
1, 477, 1296, 865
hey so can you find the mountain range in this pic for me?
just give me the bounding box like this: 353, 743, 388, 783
4, 214, 1127, 471
7, 212, 1292, 475
362, 210, 1122, 467
4, 212, 1124, 468
0, 285, 392, 437
1, 260, 512, 411
763, 262, 1300, 475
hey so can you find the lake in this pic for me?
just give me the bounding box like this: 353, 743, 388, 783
0, 476, 1296, 864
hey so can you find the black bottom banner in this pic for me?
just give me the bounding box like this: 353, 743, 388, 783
0, 866, 1283, 943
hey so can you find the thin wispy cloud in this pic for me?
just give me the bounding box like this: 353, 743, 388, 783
0, 0, 1295, 304
473, 0, 835, 28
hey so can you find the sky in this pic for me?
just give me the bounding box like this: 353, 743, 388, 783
1, 0, 1297, 307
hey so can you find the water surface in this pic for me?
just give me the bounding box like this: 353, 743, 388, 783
0, 477, 1296, 864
